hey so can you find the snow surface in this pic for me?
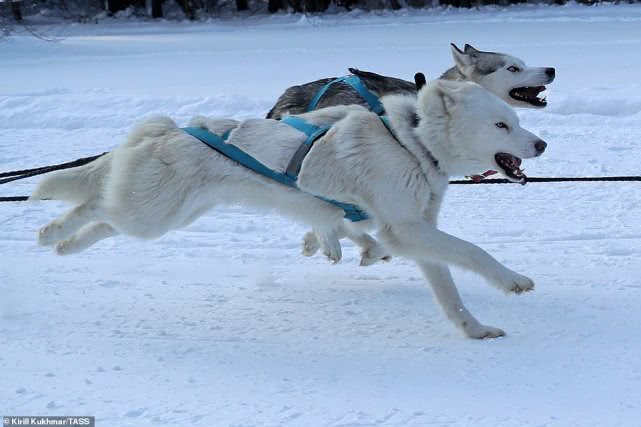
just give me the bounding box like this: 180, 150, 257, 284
2, 4, 641, 426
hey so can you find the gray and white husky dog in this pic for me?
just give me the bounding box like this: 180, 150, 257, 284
267, 43, 556, 120
32, 80, 547, 338
271, 43, 555, 265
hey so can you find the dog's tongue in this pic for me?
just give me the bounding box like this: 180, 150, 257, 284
469, 170, 498, 182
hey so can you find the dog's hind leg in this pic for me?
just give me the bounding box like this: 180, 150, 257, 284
418, 260, 505, 339
38, 200, 103, 246
55, 222, 118, 255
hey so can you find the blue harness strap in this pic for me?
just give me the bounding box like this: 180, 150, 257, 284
183, 125, 369, 222
379, 116, 394, 135
307, 75, 385, 116
280, 116, 331, 179
183, 126, 297, 189
280, 116, 368, 222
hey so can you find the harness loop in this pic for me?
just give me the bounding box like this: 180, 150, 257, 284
307, 75, 385, 115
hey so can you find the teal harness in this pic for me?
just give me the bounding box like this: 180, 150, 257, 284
183, 74, 389, 222
307, 74, 385, 115
183, 118, 369, 222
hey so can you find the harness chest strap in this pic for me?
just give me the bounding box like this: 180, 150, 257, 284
281, 116, 331, 179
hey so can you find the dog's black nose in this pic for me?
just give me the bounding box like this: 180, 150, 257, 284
535, 140, 547, 154
545, 67, 555, 79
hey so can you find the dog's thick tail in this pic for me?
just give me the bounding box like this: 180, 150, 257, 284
30, 154, 110, 204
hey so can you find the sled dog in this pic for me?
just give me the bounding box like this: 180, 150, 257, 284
32, 80, 547, 338
267, 43, 556, 120
269, 43, 555, 262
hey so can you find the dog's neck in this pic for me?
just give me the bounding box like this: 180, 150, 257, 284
383, 92, 491, 180
381, 94, 447, 182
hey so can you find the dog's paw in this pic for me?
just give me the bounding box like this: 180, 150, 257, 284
322, 242, 342, 264
38, 222, 63, 246
54, 238, 81, 256
301, 232, 320, 257
495, 270, 535, 295
463, 323, 506, 339
506, 273, 535, 294
359, 244, 391, 267
54, 240, 72, 255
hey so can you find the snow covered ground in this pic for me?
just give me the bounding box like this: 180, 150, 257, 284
2, 4, 641, 426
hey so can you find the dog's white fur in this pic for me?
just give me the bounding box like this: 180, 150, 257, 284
304, 45, 555, 265
32, 80, 544, 338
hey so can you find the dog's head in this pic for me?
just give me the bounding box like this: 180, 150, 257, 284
417, 80, 547, 183
450, 43, 555, 109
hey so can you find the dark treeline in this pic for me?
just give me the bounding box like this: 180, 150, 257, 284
0, 0, 628, 22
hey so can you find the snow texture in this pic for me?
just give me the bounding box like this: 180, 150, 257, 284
2, 4, 641, 426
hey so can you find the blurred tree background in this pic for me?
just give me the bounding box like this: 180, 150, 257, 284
0, 0, 614, 25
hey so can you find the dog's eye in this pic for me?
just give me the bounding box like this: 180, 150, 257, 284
507, 66, 520, 73
495, 122, 509, 131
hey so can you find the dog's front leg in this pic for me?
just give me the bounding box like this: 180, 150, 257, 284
418, 260, 504, 338
380, 222, 534, 294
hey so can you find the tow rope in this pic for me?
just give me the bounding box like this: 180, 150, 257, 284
1, 68, 639, 203
2, 156, 639, 204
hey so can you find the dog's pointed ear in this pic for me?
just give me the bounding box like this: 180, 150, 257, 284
414, 72, 427, 90
437, 80, 458, 114
451, 43, 463, 54
450, 43, 476, 75
463, 44, 480, 54
418, 80, 458, 120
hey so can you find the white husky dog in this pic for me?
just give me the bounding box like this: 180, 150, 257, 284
32, 80, 547, 338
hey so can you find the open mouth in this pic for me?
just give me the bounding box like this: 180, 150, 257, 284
509, 86, 547, 107
495, 153, 526, 184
